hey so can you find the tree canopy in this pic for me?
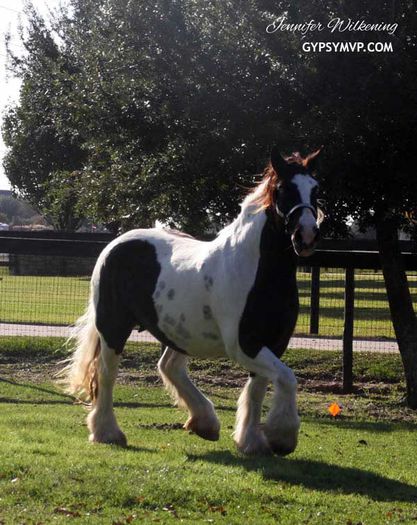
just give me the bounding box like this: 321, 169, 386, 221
3, 0, 295, 232
2, 0, 416, 236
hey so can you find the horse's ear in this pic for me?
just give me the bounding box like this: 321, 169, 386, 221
270, 146, 288, 176
306, 146, 324, 173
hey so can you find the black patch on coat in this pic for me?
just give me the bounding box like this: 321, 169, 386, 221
96, 239, 186, 354
163, 314, 176, 326
238, 209, 299, 359
167, 289, 175, 300
203, 305, 213, 320
204, 275, 214, 291
176, 323, 191, 339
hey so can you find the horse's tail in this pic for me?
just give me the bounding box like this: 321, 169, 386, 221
57, 297, 101, 403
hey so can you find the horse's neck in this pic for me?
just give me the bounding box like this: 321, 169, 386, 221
257, 209, 298, 281
213, 204, 296, 275
212, 202, 265, 254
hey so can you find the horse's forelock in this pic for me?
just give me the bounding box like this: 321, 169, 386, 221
285, 148, 321, 168
248, 150, 323, 215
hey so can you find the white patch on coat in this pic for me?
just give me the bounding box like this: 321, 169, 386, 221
292, 173, 318, 245
151, 208, 267, 358
292, 173, 317, 203
95, 200, 267, 360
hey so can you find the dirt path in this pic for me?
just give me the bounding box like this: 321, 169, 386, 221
0, 322, 399, 353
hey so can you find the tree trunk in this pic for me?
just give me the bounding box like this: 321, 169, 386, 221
376, 220, 417, 409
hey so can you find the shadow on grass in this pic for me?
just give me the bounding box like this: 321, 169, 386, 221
298, 304, 392, 322
187, 451, 417, 502
0, 397, 174, 410
0, 397, 73, 405
0, 377, 72, 399
0, 377, 173, 409
304, 416, 417, 432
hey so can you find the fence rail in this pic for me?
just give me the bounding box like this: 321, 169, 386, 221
1, 232, 416, 391
1, 232, 416, 268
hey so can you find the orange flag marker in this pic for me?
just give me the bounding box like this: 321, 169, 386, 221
328, 402, 342, 417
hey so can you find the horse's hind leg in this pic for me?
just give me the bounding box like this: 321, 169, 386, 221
87, 335, 127, 446
158, 347, 220, 441
234, 374, 270, 455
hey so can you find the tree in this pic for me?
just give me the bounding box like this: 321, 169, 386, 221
2, 4, 86, 230
0, 193, 37, 223
4, 0, 303, 234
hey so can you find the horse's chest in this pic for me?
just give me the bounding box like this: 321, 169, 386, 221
238, 265, 299, 358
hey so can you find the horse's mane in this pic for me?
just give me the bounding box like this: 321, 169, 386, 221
249, 150, 321, 210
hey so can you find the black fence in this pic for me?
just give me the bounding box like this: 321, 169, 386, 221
0, 231, 416, 390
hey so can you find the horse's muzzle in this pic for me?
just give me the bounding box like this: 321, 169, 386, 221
292, 226, 319, 257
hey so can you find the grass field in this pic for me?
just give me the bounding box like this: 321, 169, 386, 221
0, 338, 416, 524
1, 266, 417, 339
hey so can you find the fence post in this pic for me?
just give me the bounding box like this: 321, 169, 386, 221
343, 267, 355, 393
309, 266, 320, 334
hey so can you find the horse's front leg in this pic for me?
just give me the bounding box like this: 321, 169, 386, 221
158, 347, 220, 441
234, 346, 300, 456
263, 377, 300, 455
234, 374, 270, 454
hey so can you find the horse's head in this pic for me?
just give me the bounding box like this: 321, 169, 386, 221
271, 146, 323, 257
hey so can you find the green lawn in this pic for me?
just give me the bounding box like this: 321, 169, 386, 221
0, 268, 416, 339
0, 339, 416, 524
0, 272, 89, 326
298, 271, 417, 339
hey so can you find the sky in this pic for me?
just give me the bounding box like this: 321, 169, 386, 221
0, 0, 65, 190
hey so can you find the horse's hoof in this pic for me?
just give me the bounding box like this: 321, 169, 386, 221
268, 442, 296, 456
269, 440, 297, 456
235, 431, 272, 456
264, 424, 299, 457
237, 442, 272, 456
184, 417, 220, 441
89, 431, 128, 447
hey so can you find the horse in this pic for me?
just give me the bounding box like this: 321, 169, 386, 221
60, 146, 323, 455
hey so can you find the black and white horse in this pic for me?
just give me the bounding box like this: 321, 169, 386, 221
61, 146, 323, 455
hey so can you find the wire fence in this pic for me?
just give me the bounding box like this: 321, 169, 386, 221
1, 246, 416, 353
297, 268, 417, 352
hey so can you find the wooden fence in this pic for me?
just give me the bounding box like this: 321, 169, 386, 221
0, 231, 416, 392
